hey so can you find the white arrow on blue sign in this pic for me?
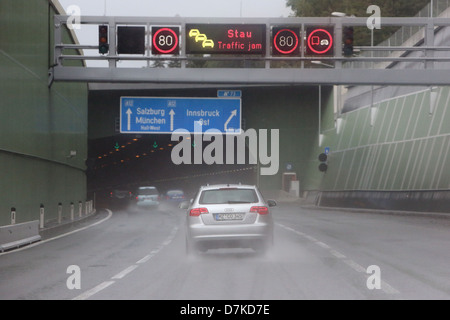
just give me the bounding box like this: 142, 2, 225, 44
120, 97, 241, 134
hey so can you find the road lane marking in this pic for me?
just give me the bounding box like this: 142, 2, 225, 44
330, 249, 347, 259
72, 281, 115, 300
316, 241, 331, 249
343, 259, 367, 273
111, 265, 139, 280
71, 225, 179, 300
277, 223, 400, 295
136, 254, 154, 264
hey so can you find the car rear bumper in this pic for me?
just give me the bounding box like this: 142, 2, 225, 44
136, 200, 159, 207
187, 222, 273, 247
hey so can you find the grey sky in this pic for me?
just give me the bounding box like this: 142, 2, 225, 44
58, 0, 293, 18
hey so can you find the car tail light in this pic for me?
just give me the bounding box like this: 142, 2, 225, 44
189, 207, 209, 217
250, 206, 269, 215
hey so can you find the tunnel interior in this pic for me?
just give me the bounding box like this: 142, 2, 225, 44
87, 85, 326, 203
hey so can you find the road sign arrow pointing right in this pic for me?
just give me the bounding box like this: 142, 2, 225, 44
224, 109, 237, 131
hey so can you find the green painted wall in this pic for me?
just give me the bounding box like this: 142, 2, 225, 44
305, 87, 450, 192
0, 0, 88, 226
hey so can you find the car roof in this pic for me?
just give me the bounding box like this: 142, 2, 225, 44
199, 184, 256, 191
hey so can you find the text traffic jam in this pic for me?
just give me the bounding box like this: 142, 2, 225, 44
218, 28, 263, 52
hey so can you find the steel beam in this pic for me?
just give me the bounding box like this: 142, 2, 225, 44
52, 66, 450, 86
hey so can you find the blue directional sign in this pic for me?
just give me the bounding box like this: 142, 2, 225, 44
120, 97, 241, 134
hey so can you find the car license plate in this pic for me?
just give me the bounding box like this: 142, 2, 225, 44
215, 213, 244, 221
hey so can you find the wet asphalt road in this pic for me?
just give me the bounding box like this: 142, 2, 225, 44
1, 201, 449, 300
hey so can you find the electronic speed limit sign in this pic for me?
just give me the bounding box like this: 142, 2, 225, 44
152, 26, 180, 55
272, 27, 300, 56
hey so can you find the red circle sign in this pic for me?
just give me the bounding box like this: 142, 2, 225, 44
152, 27, 179, 55
273, 28, 299, 55
307, 28, 333, 55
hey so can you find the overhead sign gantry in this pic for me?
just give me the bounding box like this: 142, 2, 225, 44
50, 16, 450, 86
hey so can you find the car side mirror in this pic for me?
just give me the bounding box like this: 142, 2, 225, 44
179, 201, 190, 209
267, 199, 277, 207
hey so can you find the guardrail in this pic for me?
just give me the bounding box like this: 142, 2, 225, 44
1, 200, 95, 252
0, 221, 41, 252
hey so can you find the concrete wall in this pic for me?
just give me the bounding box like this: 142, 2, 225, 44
0, 0, 88, 226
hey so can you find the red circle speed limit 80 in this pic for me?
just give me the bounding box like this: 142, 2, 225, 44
272, 27, 300, 56
152, 27, 180, 55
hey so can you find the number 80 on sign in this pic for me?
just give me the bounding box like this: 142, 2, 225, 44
152, 26, 180, 55
272, 27, 300, 56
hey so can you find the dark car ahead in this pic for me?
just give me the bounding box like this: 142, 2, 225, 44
165, 189, 185, 202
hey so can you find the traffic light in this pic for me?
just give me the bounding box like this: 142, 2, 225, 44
343, 26, 354, 56
98, 25, 109, 54
318, 153, 328, 172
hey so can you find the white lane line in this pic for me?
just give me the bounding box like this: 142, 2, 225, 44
343, 259, 367, 273
111, 265, 139, 280
72, 281, 115, 300
380, 280, 400, 294
136, 254, 154, 264
0, 210, 113, 256
316, 241, 331, 249
277, 223, 400, 295
330, 249, 347, 259
72, 225, 179, 300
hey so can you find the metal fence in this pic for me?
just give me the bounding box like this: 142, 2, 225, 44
353, 0, 450, 69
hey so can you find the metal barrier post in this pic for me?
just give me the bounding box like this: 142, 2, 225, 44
58, 202, 62, 224
70, 202, 74, 221
39, 204, 45, 229
11, 207, 16, 225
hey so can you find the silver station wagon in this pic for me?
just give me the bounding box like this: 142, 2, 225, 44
182, 184, 276, 254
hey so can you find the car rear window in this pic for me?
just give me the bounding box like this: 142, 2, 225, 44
138, 188, 159, 195
167, 190, 183, 196
199, 188, 258, 204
